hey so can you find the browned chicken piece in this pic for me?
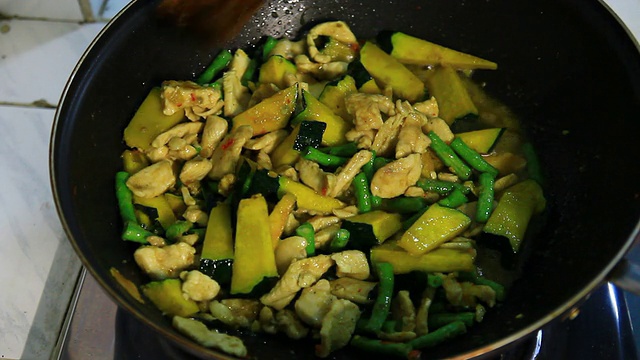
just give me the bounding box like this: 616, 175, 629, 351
329, 278, 376, 305
296, 158, 332, 194
332, 205, 358, 219
274, 236, 308, 275
209, 299, 262, 329
294, 54, 349, 80
370, 153, 422, 198
423, 117, 454, 143
316, 299, 360, 358
179, 156, 213, 185
346, 93, 395, 131
199, 115, 228, 159
126, 160, 175, 198
415, 287, 436, 336
260, 255, 335, 310
330, 250, 370, 280
420, 149, 444, 177
307, 21, 358, 64
392, 290, 416, 332
255, 150, 273, 170
413, 96, 439, 118
307, 216, 341, 232
294, 279, 336, 328
396, 107, 431, 158
133, 242, 195, 280
314, 224, 341, 250
180, 270, 220, 302
208, 125, 253, 180
222, 69, 251, 117
172, 316, 247, 358
370, 112, 404, 157
161, 80, 224, 121
442, 274, 497, 308
345, 128, 375, 149
329, 150, 373, 197
244, 129, 289, 153
151, 122, 204, 149
269, 39, 306, 60
275, 309, 310, 339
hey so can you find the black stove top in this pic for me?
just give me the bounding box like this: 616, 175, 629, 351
105, 282, 637, 360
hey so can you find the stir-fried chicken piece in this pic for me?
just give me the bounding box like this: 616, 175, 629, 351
307, 216, 341, 232
134, 242, 195, 280
423, 117, 454, 143
222, 70, 251, 117
126, 160, 175, 198
274, 236, 308, 275
329, 150, 373, 197
151, 122, 204, 149
370, 112, 404, 157
208, 125, 254, 180
392, 290, 416, 332
172, 316, 247, 357
179, 156, 213, 185
346, 93, 395, 131
295, 158, 332, 194
209, 299, 262, 329
199, 115, 228, 159
316, 299, 360, 358
294, 279, 336, 328
314, 224, 341, 250
395, 101, 431, 158
442, 274, 497, 308
345, 128, 375, 149
244, 129, 288, 153
269, 39, 306, 60
260, 255, 334, 310
307, 21, 358, 64
183, 205, 208, 227
330, 250, 370, 280
329, 278, 376, 305
180, 270, 220, 302
161, 80, 224, 121
370, 153, 422, 198
275, 309, 310, 339
413, 96, 439, 118
332, 205, 358, 219
294, 54, 349, 80
415, 287, 436, 336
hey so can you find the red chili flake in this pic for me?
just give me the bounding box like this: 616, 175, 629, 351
321, 186, 328, 196
349, 42, 360, 52
176, 103, 182, 107
190, 92, 196, 102
408, 349, 422, 360
221, 138, 235, 150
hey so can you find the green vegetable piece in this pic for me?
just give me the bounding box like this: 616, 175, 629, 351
196, 49, 233, 85
296, 222, 316, 256
262, 36, 279, 60
350, 335, 412, 358
402, 207, 428, 230
292, 90, 352, 146
522, 142, 545, 185
380, 196, 429, 214
302, 146, 348, 167
353, 172, 373, 213
165, 220, 193, 241
121, 221, 153, 244
200, 202, 234, 284
363, 262, 395, 333
428, 312, 475, 329
361, 150, 376, 181
450, 137, 499, 177
293, 121, 327, 151
241, 57, 259, 86
476, 172, 496, 223
330, 229, 350, 252
115, 171, 137, 224
427, 274, 443, 288
438, 188, 468, 208
258, 55, 297, 90
341, 211, 403, 250
319, 142, 359, 157
415, 179, 469, 195
409, 320, 467, 349
458, 271, 506, 301
319, 75, 358, 121
373, 157, 392, 172
427, 131, 472, 180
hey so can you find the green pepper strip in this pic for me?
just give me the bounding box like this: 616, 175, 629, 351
330, 229, 350, 252
241, 57, 259, 86
319, 142, 359, 157
427, 131, 472, 180
415, 179, 469, 195
121, 221, 153, 244
427, 274, 443, 288
302, 146, 348, 167
296, 222, 316, 256
262, 36, 279, 60
522, 142, 545, 185
437, 188, 468, 208
458, 271, 506, 301
196, 49, 233, 85
408, 320, 467, 349
364, 262, 394, 333
450, 137, 499, 178
428, 312, 475, 329
402, 207, 428, 230
362, 150, 376, 181
115, 171, 137, 224
476, 172, 496, 223
165, 220, 193, 241
353, 172, 373, 213
350, 335, 412, 359
381, 197, 428, 214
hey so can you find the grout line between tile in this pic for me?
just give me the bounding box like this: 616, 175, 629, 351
0, 14, 103, 25
0, 101, 57, 109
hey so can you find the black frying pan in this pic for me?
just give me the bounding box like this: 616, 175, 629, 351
51, 0, 640, 358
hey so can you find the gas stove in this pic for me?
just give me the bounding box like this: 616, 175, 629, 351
56, 269, 637, 360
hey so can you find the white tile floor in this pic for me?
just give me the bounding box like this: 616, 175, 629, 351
0, 0, 638, 359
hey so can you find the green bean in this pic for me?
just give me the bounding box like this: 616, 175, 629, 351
121, 221, 153, 244
350, 335, 412, 359
402, 207, 428, 230
427, 274, 443, 288
196, 49, 232, 85
428, 312, 475, 329
450, 137, 499, 178
296, 222, 316, 256
302, 146, 348, 167
115, 172, 137, 224
319, 142, 359, 157
381, 197, 428, 214
353, 172, 373, 213
522, 142, 545, 185
381, 319, 398, 333
427, 131, 472, 180
458, 271, 506, 301
330, 229, 350, 252
373, 157, 392, 172
438, 188, 468, 208
362, 150, 376, 181
415, 178, 469, 195
241, 57, 259, 86
476, 172, 496, 223
262, 36, 279, 60
165, 220, 193, 241
408, 320, 467, 349
364, 262, 394, 333
371, 195, 383, 208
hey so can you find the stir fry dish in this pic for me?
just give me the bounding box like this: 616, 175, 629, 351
114, 21, 546, 358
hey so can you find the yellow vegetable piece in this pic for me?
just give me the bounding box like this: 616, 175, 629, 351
141, 278, 199, 317
202, 202, 234, 261
123, 87, 185, 150
318, 75, 357, 121
292, 90, 352, 146
258, 55, 297, 89
278, 177, 345, 215
122, 149, 150, 174
370, 241, 476, 274
360, 41, 425, 103
133, 194, 177, 230
424, 66, 478, 125
398, 203, 471, 256
164, 193, 187, 218
270, 125, 301, 168
231, 83, 298, 137
231, 195, 279, 295
269, 193, 297, 248
110, 267, 144, 304
455, 128, 505, 154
